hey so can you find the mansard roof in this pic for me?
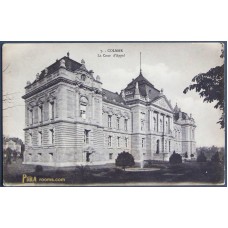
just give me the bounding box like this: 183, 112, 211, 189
124, 72, 160, 99
102, 88, 129, 108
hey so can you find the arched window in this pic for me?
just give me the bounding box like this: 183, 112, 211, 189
153, 117, 157, 131
81, 74, 86, 81
80, 96, 88, 119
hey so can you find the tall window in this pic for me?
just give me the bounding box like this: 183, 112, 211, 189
80, 104, 86, 119
153, 117, 157, 131
108, 136, 112, 147
38, 131, 42, 146
160, 119, 163, 132
116, 117, 120, 130
124, 119, 128, 131
165, 140, 167, 152
192, 129, 194, 139
141, 120, 145, 131
49, 102, 54, 120
29, 133, 32, 146
169, 141, 171, 152
49, 129, 54, 144
117, 136, 120, 147
108, 115, 112, 128
165, 121, 168, 133
125, 137, 128, 148
84, 130, 90, 144
39, 105, 43, 123
51, 102, 54, 120
30, 109, 33, 125
142, 138, 145, 148
109, 153, 113, 160
156, 140, 160, 154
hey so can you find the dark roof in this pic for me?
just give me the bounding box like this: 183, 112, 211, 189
102, 88, 127, 106
174, 112, 189, 121
124, 72, 160, 99
125, 72, 155, 89
32, 56, 82, 84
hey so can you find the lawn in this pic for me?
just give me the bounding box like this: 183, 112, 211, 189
3, 158, 225, 186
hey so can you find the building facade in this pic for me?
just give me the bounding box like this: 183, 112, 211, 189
22, 54, 196, 166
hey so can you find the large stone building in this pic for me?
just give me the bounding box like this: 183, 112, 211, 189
22, 53, 196, 166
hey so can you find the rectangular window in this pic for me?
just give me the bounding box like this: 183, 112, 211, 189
51, 102, 54, 120
124, 119, 128, 131
38, 131, 42, 146
30, 110, 33, 125
84, 130, 90, 144
39, 105, 43, 123
141, 120, 144, 131
108, 115, 112, 128
109, 153, 113, 160
116, 117, 120, 129
49, 129, 54, 144
108, 136, 112, 147
80, 104, 86, 119
125, 137, 128, 148
142, 138, 145, 148
117, 137, 120, 147
29, 133, 32, 146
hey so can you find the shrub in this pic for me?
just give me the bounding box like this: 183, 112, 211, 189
35, 165, 43, 173
190, 153, 194, 158
169, 151, 182, 164
184, 152, 188, 158
197, 152, 207, 162
211, 152, 220, 162
115, 151, 135, 170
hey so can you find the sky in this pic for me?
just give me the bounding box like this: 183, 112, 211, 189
2, 42, 225, 147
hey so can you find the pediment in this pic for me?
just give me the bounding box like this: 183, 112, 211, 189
151, 96, 173, 112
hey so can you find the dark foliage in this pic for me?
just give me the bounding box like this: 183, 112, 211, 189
211, 152, 220, 163
169, 151, 182, 164
35, 165, 43, 173
190, 154, 194, 158
184, 152, 188, 158
115, 151, 135, 170
183, 64, 224, 128
197, 152, 207, 162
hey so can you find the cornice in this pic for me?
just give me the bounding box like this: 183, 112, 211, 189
22, 77, 102, 99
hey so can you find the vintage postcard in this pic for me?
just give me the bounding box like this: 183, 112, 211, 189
1, 42, 226, 186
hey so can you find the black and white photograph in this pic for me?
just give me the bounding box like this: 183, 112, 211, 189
2, 42, 226, 186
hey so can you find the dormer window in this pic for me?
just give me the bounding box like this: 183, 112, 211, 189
81, 74, 86, 81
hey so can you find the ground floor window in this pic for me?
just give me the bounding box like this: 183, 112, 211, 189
156, 139, 160, 154
109, 153, 113, 160
142, 138, 145, 148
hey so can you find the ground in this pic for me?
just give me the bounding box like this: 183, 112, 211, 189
3, 158, 225, 186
